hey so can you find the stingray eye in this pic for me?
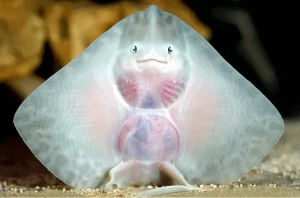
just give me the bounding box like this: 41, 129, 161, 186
132, 46, 137, 54
168, 47, 172, 54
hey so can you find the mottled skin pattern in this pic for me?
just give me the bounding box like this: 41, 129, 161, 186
13, 5, 284, 197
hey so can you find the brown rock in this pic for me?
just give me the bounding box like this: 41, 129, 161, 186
44, 1, 123, 67
0, 0, 47, 81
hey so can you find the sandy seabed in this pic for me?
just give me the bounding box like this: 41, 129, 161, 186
1, 119, 300, 197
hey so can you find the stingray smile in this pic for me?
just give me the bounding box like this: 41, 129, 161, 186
137, 59, 168, 64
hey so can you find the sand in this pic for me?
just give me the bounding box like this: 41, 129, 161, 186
1, 119, 300, 197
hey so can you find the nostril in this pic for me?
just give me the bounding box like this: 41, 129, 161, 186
168, 47, 172, 54
132, 46, 138, 54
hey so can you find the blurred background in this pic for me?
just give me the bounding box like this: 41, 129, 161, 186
0, 0, 298, 190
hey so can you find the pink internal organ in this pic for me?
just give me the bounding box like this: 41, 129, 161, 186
160, 80, 185, 106
117, 78, 140, 106
118, 115, 179, 162
117, 77, 185, 108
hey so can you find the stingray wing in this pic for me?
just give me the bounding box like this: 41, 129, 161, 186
13, 20, 127, 189
174, 21, 284, 184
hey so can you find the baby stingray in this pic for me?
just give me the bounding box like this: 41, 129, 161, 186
13, 5, 284, 197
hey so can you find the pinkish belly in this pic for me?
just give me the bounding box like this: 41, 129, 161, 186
116, 71, 183, 164
117, 112, 179, 162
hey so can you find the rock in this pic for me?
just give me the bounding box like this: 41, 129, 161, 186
0, 0, 47, 81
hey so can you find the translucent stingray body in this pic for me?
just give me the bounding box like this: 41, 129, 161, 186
13, 5, 284, 197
